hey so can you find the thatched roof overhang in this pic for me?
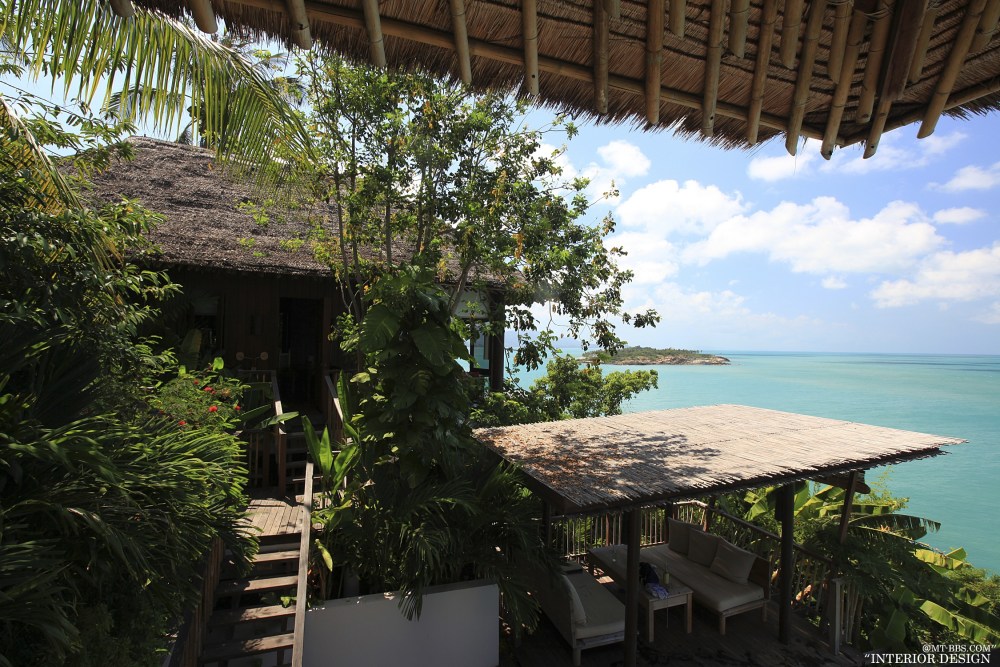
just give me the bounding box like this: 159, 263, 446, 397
120, 0, 1000, 158
475, 404, 966, 516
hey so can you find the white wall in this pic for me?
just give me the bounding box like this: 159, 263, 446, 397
304, 580, 499, 667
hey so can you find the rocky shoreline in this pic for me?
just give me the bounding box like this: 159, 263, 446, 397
607, 354, 731, 366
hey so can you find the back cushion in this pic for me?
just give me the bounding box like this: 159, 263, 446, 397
561, 574, 588, 625
686, 529, 720, 567
667, 518, 703, 555
709, 539, 758, 585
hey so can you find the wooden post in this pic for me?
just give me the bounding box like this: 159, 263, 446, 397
624, 507, 641, 667
777, 484, 795, 643
522, 0, 540, 95
838, 471, 859, 543
541, 501, 552, 549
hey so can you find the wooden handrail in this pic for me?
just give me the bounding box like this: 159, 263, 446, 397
290, 459, 313, 667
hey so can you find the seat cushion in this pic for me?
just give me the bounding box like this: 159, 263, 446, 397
667, 518, 703, 555
560, 573, 588, 625
647, 544, 765, 613
566, 572, 626, 640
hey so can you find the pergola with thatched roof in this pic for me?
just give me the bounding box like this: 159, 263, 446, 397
116, 0, 1000, 158
476, 404, 965, 666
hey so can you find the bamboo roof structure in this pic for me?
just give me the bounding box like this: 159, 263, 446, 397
476, 404, 966, 515
117, 0, 1000, 158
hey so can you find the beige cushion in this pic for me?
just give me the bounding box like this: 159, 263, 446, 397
667, 518, 702, 555
561, 574, 587, 625
653, 547, 765, 613
568, 572, 626, 639
687, 529, 720, 567
710, 540, 757, 585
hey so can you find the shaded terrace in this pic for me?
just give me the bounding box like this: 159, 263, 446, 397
476, 404, 965, 667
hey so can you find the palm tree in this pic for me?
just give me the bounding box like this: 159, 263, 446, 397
0, 0, 314, 202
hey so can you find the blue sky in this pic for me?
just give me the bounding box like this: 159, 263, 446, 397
529, 110, 1000, 355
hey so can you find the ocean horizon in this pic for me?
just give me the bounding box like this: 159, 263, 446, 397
516, 351, 1000, 574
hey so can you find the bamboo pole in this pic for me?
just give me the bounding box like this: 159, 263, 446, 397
919, 0, 988, 138
605, 0, 622, 20
669, 0, 686, 37
702, 0, 726, 136
522, 0, 540, 95
187, 0, 217, 33
361, 0, 387, 67
285, 0, 312, 49
786, 0, 828, 155
729, 0, 751, 58
594, 0, 610, 114
971, 0, 1000, 52
449, 0, 472, 84
837, 471, 859, 543
780, 0, 805, 68
856, 5, 893, 124
108, 0, 134, 18
748, 0, 778, 144
909, 3, 938, 83
828, 1, 852, 81
646, 0, 666, 124
821, 8, 868, 158
624, 509, 641, 667
882, 0, 927, 100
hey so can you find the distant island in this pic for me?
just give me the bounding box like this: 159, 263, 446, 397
582, 346, 730, 366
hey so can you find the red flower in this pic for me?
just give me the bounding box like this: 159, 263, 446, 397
193, 379, 200, 385
178, 420, 187, 426
208, 405, 218, 413
234, 405, 241, 412
204, 386, 212, 392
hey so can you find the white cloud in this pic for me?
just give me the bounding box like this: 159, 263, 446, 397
615, 179, 746, 235
822, 276, 848, 289
871, 243, 1000, 307
974, 302, 1000, 325
747, 152, 815, 182
935, 161, 1000, 192
821, 131, 967, 176
597, 140, 651, 178
933, 207, 986, 225
683, 197, 944, 275
610, 231, 679, 285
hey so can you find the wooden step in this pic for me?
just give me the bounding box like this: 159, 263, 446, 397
216, 575, 297, 598
199, 632, 295, 663
253, 549, 299, 565
209, 603, 295, 627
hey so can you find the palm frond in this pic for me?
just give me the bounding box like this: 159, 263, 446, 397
1, 0, 315, 186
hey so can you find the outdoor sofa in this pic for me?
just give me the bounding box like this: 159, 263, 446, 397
590, 518, 770, 635
532, 562, 626, 666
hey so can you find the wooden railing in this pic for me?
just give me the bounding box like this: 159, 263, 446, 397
290, 459, 313, 667
552, 499, 862, 651
163, 536, 225, 667
239, 370, 288, 492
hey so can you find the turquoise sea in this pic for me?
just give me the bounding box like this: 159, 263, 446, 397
518, 353, 1000, 574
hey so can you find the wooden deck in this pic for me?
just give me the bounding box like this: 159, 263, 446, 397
504, 574, 862, 667
244, 491, 303, 538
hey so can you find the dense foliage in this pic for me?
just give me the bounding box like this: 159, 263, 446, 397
471, 355, 659, 426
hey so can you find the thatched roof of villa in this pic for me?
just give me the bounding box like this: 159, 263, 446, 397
121, 1, 1000, 158
476, 404, 966, 515
86, 137, 499, 285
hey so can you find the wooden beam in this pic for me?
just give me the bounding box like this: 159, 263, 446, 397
669, 0, 686, 38
882, 0, 927, 101
702, 0, 726, 136
449, 0, 472, 84
919, 0, 988, 137
361, 0, 387, 67
604, 0, 622, 20
971, 0, 1000, 52
779, 0, 804, 68
108, 0, 134, 18
285, 0, 312, 49
828, 1, 852, 81
786, 0, 828, 155
748, 0, 778, 144
777, 484, 795, 644
646, 0, 666, 124
728, 0, 751, 58
856, 5, 893, 124
837, 471, 859, 544
821, 8, 868, 158
909, 3, 938, 83
188, 0, 218, 34
235, 0, 836, 143
522, 0, 540, 95
624, 508, 641, 667
594, 0, 610, 114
